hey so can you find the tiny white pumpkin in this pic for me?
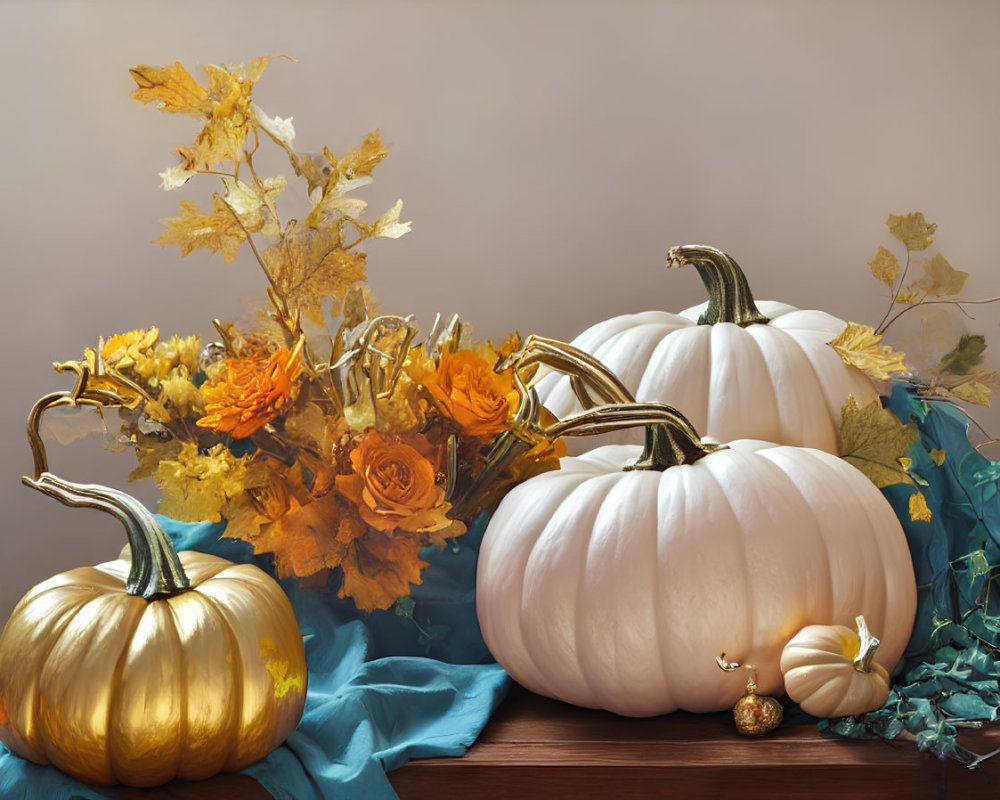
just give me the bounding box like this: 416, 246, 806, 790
476, 403, 916, 717
535, 245, 878, 455
780, 615, 892, 718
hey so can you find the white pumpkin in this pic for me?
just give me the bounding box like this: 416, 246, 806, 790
780, 615, 892, 718
535, 245, 878, 455
476, 404, 916, 717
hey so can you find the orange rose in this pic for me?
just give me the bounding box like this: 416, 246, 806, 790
335, 430, 451, 533
423, 350, 517, 437
197, 340, 304, 439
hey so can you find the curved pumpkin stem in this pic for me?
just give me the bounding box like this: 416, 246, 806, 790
853, 615, 881, 674
545, 402, 720, 470
667, 245, 770, 327
496, 335, 635, 411
23, 382, 191, 600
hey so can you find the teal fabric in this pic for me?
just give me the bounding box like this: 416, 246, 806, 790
821, 384, 1000, 762
0, 515, 509, 798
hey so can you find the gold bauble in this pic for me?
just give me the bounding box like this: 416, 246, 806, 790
732, 691, 783, 736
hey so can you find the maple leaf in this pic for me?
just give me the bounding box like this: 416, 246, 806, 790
840, 395, 919, 489
897, 253, 969, 303
129, 62, 208, 116
338, 529, 429, 612
261, 220, 367, 321
154, 442, 270, 522
155, 195, 247, 262
927, 367, 998, 408
868, 246, 901, 288
302, 132, 388, 227
827, 322, 910, 380
887, 212, 937, 251
246, 492, 348, 578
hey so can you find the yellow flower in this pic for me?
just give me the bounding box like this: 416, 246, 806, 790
197, 340, 304, 439
102, 327, 159, 370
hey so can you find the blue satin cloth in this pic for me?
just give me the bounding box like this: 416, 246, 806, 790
0, 515, 509, 799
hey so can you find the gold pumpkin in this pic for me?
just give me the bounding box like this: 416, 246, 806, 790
0, 472, 308, 787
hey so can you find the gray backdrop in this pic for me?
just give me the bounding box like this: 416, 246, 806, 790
2, 0, 998, 618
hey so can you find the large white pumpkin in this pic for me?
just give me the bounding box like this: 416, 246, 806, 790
476, 404, 916, 717
535, 245, 878, 455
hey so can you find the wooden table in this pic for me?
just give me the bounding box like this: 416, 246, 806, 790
389, 686, 1000, 799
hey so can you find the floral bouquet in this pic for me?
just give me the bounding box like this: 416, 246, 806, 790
40, 56, 564, 615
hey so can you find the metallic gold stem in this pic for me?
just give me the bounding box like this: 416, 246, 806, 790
717, 653, 760, 694
22, 473, 190, 599
497, 335, 635, 410
666, 245, 769, 327
853, 615, 881, 674
546, 403, 720, 470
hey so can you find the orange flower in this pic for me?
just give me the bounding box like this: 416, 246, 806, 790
335, 429, 451, 533
197, 340, 304, 438
423, 350, 518, 437
102, 327, 160, 370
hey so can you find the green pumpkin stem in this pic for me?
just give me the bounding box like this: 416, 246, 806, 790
853, 615, 881, 674
24, 389, 190, 600
667, 245, 770, 327
546, 402, 720, 470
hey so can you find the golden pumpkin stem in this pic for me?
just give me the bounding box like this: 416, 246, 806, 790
496, 335, 636, 411
666, 245, 770, 327
546, 402, 721, 470
24, 388, 190, 600
853, 615, 881, 674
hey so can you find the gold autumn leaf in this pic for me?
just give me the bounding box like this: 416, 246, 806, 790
840, 395, 919, 489
261, 219, 367, 321
222, 176, 285, 237
909, 491, 932, 522
827, 322, 910, 381
887, 212, 937, 251
923, 367, 998, 408
868, 246, 901, 288
896, 253, 968, 303
930, 449, 946, 466
245, 493, 348, 578
328, 132, 388, 183
302, 133, 388, 227
129, 62, 208, 116
156, 195, 247, 262
338, 529, 429, 612
154, 442, 270, 522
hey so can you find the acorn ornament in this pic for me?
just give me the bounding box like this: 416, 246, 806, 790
716, 654, 783, 735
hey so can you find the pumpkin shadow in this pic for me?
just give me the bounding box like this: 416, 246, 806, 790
115, 774, 273, 800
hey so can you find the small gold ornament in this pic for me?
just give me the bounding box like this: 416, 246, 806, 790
717, 654, 783, 735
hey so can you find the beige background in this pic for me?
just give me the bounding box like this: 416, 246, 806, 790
1, 0, 998, 619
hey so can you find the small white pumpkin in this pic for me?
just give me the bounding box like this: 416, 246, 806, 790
476, 403, 916, 717
535, 245, 878, 455
780, 615, 892, 718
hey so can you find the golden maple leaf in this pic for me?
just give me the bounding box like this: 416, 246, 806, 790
129, 62, 208, 116
868, 246, 901, 288
896, 253, 969, 303
261, 220, 367, 321
154, 442, 271, 522
886, 212, 937, 251
246, 492, 349, 578
840, 395, 919, 489
338, 529, 429, 612
827, 322, 910, 381
156, 196, 247, 262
